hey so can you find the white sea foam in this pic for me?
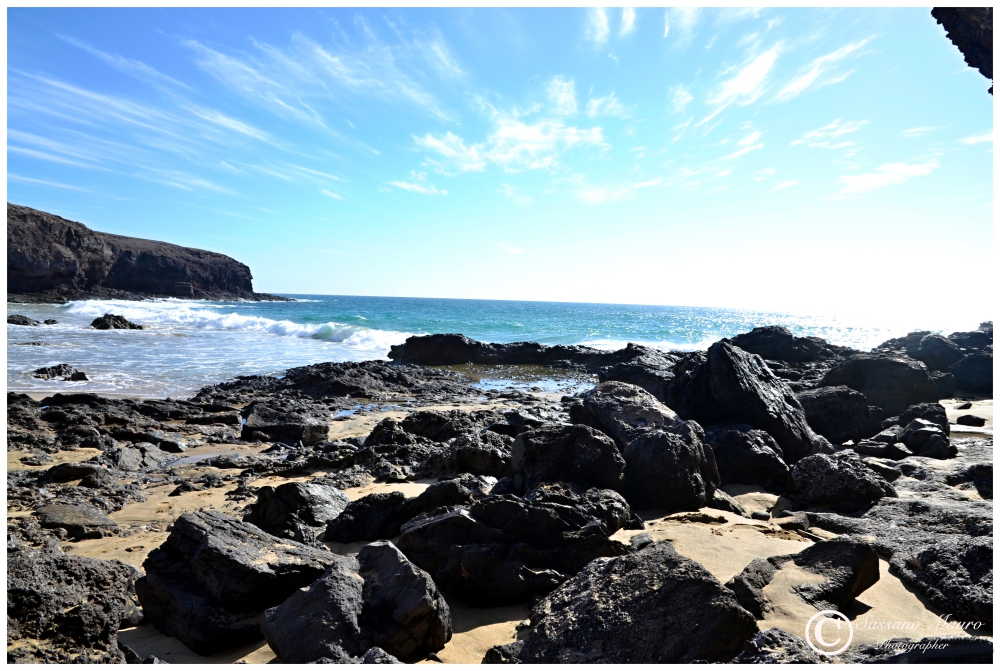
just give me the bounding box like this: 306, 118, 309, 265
63, 299, 412, 348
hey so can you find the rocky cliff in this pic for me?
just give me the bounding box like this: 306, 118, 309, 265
932, 7, 993, 94
7, 204, 283, 303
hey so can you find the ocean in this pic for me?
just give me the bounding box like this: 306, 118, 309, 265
6, 294, 982, 398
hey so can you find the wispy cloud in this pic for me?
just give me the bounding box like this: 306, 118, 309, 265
585, 8, 610, 47
775, 38, 872, 101
792, 119, 867, 151
959, 131, 992, 145
415, 131, 486, 173
547, 76, 578, 116
586, 92, 627, 117
665, 8, 700, 46
320, 189, 344, 200
836, 161, 938, 195
754, 168, 776, 181
496, 241, 526, 254
708, 45, 781, 108
575, 177, 662, 204
498, 184, 533, 206
389, 181, 447, 196
901, 126, 938, 137
669, 85, 693, 112
619, 8, 636, 37
58, 35, 193, 91
773, 180, 800, 190
8, 173, 89, 191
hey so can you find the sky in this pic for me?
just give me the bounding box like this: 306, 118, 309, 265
6, 7, 994, 321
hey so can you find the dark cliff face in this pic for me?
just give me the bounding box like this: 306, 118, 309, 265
7, 204, 275, 302
932, 7, 993, 93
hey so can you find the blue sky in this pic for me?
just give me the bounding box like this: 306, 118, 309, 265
6, 7, 993, 320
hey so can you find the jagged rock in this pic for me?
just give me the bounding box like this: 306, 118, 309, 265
889, 536, 992, 626
945, 462, 992, 499
511, 424, 625, 491
7, 543, 141, 663
571, 381, 685, 448
357, 541, 452, 661
844, 635, 993, 663
704, 426, 795, 494
947, 324, 993, 352
135, 511, 336, 655
32, 363, 88, 381
434, 431, 514, 478
596, 345, 681, 401
7, 314, 39, 326
244, 481, 350, 543
949, 353, 993, 394
796, 386, 882, 445
957, 414, 987, 427
509, 541, 758, 663
622, 423, 719, 510
260, 542, 450, 663
861, 457, 903, 482
792, 452, 897, 512
898, 418, 955, 459
91, 314, 143, 330
884, 402, 951, 436
726, 539, 880, 619
708, 489, 750, 517
668, 342, 831, 463
35, 503, 118, 540
398, 483, 632, 606
820, 354, 938, 417
325, 475, 493, 544
930, 371, 956, 398
733, 628, 823, 664
731, 325, 850, 363
241, 401, 330, 446
400, 409, 499, 442
932, 7, 993, 93
42, 461, 105, 483
7, 203, 273, 301
387, 333, 645, 372
482, 641, 523, 663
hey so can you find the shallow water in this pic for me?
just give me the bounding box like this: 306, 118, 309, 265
6, 294, 981, 398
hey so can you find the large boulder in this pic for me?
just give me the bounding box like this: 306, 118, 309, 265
35, 503, 119, 540
949, 352, 993, 394
725, 538, 880, 618
622, 423, 719, 510
91, 313, 143, 330
511, 424, 625, 491
434, 431, 514, 478
596, 345, 680, 401
508, 541, 758, 663
260, 541, 451, 663
819, 354, 938, 417
32, 363, 88, 381
398, 483, 632, 606
571, 381, 686, 448
796, 385, 883, 445
897, 418, 956, 459
668, 342, 831, 463
7, 543, 142, 663
135, 511, 336, 655
8, 314, 40, 326
730, 325, 849, 363
704, 426, 795, 494
240, 401, 330, 445
325, 475, 492, 544
792, 451, 897, 512
733, 629, 823, 664
884, 402, 950, 436
244, 481, 350, 543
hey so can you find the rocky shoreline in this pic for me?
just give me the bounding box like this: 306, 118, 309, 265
6, 322, 993, 663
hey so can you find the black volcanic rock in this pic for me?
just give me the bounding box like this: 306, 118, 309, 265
7, 314, 39, 326
32, 363, 88, 381
949, 352, 993, 394
511, 424, 626, 491
387, 333, 645, 372
819, 354, 938, 417
704, 426, 795, 494
7, 203, 279, 302
509, 541, 758, 663
91, 313, 143, 330
7, 543, 142, 664
667, 342, 832, 463
932, 7, 993, 93
134, 510, 336, 655
730, 325, 852, 363
792, 451, 897, 512
796, 385, 882, 445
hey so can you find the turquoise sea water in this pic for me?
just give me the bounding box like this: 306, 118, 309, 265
6, 294, 983, 398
